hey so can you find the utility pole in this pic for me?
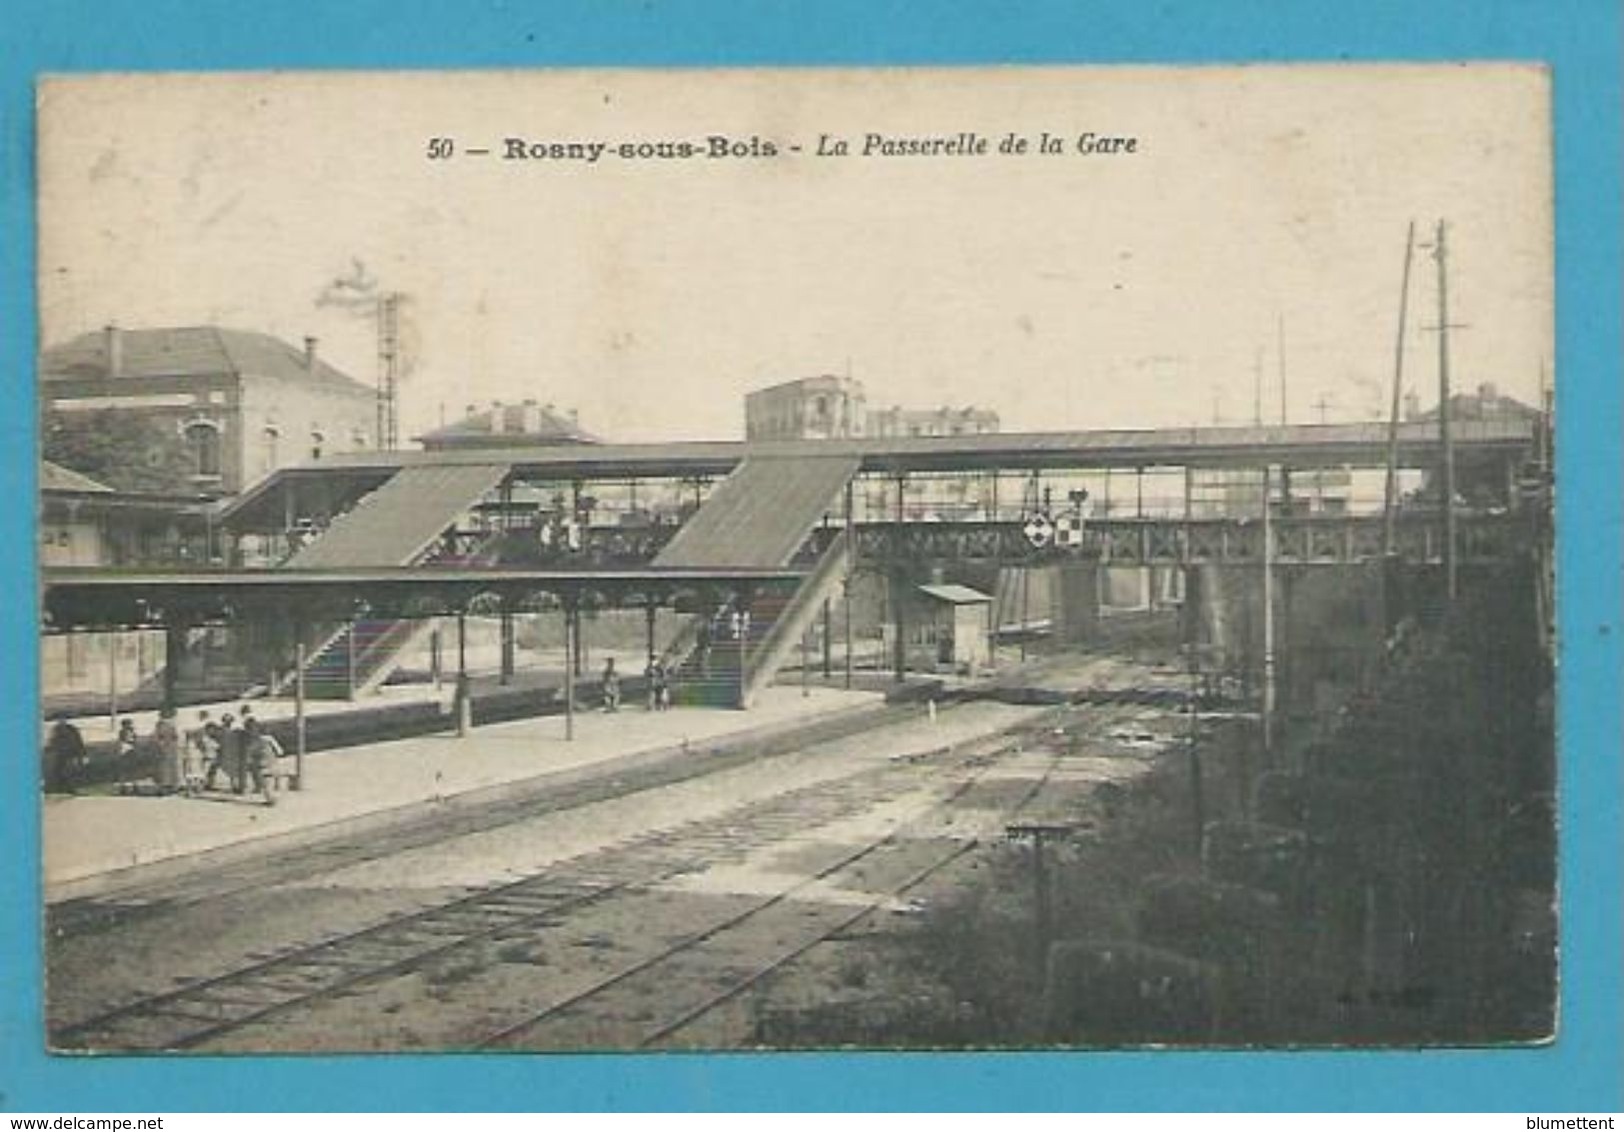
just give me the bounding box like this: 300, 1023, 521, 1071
1277, 314, 1288, 425
1261, 464, 1276, 762
1383, 221, 1417, 556
1435, 219, 1458, 602
1007, 821, 1078, 970
1253, 347, 1264, 426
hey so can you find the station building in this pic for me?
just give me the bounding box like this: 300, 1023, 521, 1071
42, 325, 377, 497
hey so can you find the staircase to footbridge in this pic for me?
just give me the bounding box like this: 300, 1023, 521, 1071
186, 417, 1545, 707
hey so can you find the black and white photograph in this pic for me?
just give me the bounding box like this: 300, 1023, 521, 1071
37, 65, 1555, 1054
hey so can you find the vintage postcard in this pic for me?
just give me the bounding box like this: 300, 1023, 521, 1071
36, 65, 1553, 1054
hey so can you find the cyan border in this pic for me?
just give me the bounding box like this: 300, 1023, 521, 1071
3, 0, 1618, 1112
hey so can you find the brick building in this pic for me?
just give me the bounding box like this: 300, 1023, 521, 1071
42, 325, 377, 496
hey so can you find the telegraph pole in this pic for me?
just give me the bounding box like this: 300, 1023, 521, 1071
1382, 221, 1417, 556
1261, 464, 1276, 762
1253, 347, 1264, 426
1435, 220, 1458, 601
1277, 315, 1288, 425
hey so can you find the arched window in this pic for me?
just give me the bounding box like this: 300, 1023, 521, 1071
183, 420, 222, 479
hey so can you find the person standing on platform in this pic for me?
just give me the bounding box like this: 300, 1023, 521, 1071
44, 718, 86, 794
152, 708, 182, 794
219, 712, 245, 793
646, 656, 670, 711
601, 658, 621, 713
114, 718, 138, 760
201, 710, 227, 791
113, 717, 141, 792
182, 713, 210, 797
242, 717, 278, 806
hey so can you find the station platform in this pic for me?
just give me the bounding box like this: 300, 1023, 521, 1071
42, 684, 885, 902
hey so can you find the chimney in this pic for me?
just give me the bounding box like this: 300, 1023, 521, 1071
520, 399, 541, 433
1403, 391, 1421, 420
489, 400, 505, 434
303, 336, 318, 371
104, 325, 123, 377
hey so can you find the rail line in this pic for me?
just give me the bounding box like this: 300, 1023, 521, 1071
479, 714, 1080, 1051
52, 704, 1089, 1052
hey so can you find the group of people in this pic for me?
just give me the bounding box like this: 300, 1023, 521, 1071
179, 706, 284, 803
43, 704, 285, 805
595, 657, 672, 713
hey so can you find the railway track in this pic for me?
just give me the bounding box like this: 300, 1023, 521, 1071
52, 704, 1103, 1052
481, 720, 1076, 1052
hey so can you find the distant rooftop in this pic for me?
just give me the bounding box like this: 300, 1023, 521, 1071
746, 374, 865, 398
417, 399, 602, 449
41, 325, 373, 398
1412, 382, 1542, 423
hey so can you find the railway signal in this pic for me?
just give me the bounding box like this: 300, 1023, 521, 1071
1022, 512, 1055, 549
1055, 513, 1086, 548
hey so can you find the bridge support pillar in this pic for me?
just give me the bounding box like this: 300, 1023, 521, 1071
563, 602, 576, 740
499, 607, 515, 685
1054, 561, 1101, 643
891, 571, 908, 683
455, 613, 471, 738
292, 621, 306, 790
822, 598, 833, 679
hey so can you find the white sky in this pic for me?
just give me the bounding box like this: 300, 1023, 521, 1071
37, 65, 1552, 443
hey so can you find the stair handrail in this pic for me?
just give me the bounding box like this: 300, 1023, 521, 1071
658, 612, 708, 671
740, 526, 852, 693
279, 525, 507, 693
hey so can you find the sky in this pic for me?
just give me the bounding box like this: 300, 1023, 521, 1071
37, 65, 1552, 444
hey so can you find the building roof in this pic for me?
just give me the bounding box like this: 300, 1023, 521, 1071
417, 400, 601, 447
1414, 384, 1542, 424
286, 463, 511, 568
40, 326, 374, 398
40, 460, 215, 514
746, 374, 864, 399
653, 454, 859, 570
40, 461, 113, 494
917, 583, 993, 605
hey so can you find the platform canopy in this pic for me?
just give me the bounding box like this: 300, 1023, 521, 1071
40, 565, 808, 631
